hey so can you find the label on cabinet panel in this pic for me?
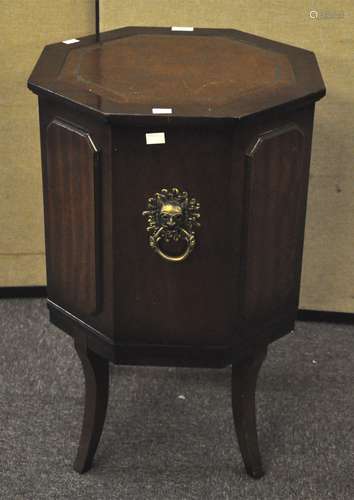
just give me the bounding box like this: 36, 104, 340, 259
145, 132, 166, 145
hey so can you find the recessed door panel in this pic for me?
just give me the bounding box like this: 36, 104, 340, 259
46, 119, 100, 316
242, 124, 306, 323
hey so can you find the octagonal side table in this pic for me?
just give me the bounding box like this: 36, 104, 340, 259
28, 26, 325, 477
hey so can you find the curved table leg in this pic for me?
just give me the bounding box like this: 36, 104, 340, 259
231, 347, 267, 479
73, 338, 109, 474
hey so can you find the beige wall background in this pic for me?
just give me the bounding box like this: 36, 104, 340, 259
0, 1, 94, 287
1, 0, 353, 313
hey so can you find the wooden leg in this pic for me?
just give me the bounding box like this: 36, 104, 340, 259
231, 347, 267, 479
73, 337, 109, 474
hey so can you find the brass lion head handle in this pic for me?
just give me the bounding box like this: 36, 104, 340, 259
142, 187, 201, 262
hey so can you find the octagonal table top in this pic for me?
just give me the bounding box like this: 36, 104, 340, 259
28, 26, 325, 121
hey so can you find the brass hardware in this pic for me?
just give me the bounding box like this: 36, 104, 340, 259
142, 187, 201, 262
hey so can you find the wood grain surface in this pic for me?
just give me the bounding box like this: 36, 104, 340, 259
46, 120, 100, 316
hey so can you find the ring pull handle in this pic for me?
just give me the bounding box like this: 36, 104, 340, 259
142, 187, 200, 263
150, 226, 195, 262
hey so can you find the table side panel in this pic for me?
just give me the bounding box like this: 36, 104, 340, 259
45, 120, 99, 315
237, 105, 315, 340
112, 123, 243, 346
39, 98, 114, 339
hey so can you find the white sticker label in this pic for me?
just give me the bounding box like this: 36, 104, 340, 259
171, 26, 194, 31
62, 38, 80, 44
152, 107, 173, 114
146, 132, 166, 145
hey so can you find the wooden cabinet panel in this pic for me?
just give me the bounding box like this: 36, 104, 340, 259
46, 120, 100, 315
112, 124, 242, 346
242, 124, 306, 323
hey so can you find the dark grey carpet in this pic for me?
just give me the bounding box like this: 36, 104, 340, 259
0, 298, 353, 500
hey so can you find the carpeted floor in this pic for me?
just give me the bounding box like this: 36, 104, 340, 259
0, 298, 353, 500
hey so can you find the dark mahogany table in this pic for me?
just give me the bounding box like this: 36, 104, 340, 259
28, 26, 325, 478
